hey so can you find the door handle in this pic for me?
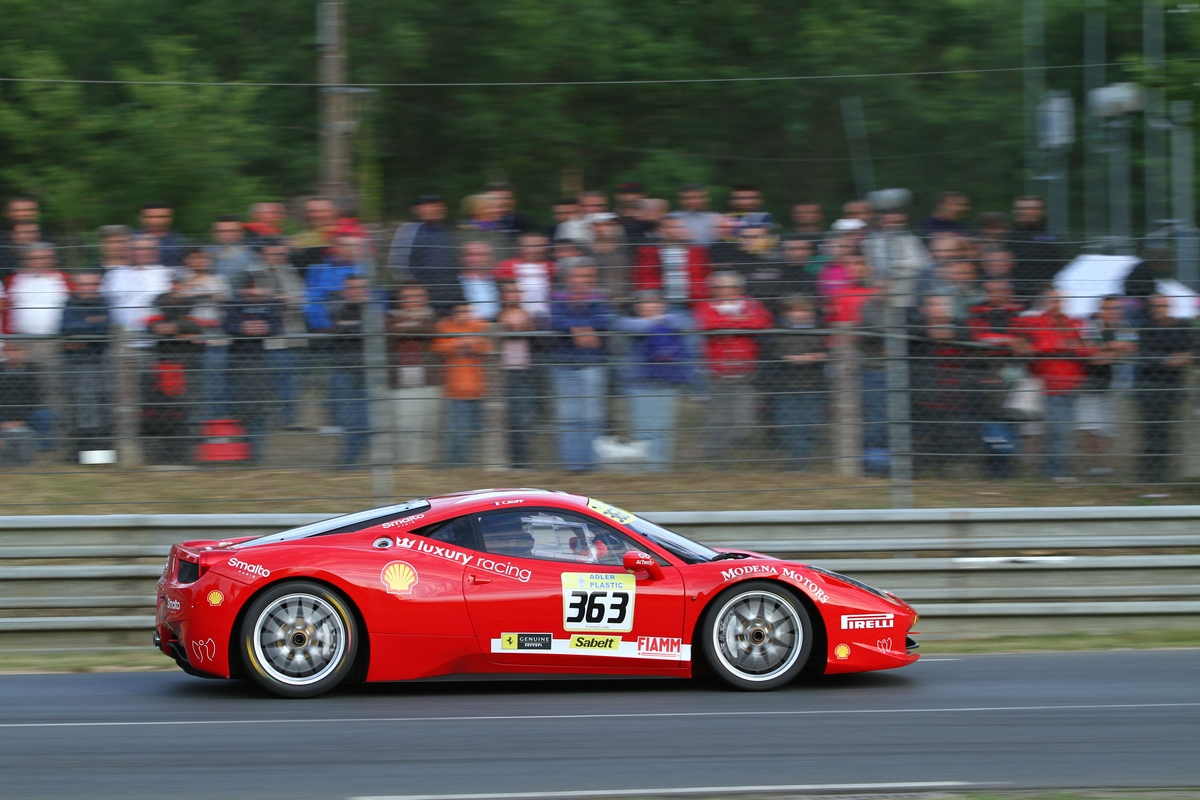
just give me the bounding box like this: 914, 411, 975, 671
468, 573, 492, 585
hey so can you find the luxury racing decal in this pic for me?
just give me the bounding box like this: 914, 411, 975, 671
191, 638, 216, 664
396, 536, 532, 582
841, 613, 894, 630
586, 498, 636, 526
227, 557, 270, 579
500, 633, 553, 651
489, 635, 691, 660
561, 572, 635, 632
834, 643, 851, 660
381, 561, 419, 595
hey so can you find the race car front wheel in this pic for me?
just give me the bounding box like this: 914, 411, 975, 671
701, 581, 812, 691
240, 581, 358, 698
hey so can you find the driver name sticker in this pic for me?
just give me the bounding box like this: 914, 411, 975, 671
586, 498, 636, 526
561, 572, 635, 632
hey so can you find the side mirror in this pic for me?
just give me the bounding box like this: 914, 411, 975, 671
623, 550, 663, 581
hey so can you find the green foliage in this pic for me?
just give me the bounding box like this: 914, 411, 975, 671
0, 0, 1197, 233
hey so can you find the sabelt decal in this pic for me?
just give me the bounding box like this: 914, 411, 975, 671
561, 572, 635, 632
227, 557, 270, 579
586, 498, 636, 526
381, 561, 419, 595
841, 613, 895, 630
397, 536, 532, 582
191, 638, 216, 664
834, 643, 851, 660
489, 636, 691, 661
568, 634, 622, 651
500, 633, 553, 651
206, 590, 224, 607
637, 636, 682, 659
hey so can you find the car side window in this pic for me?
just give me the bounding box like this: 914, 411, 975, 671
477, 510, 639, 566
424, 516, 478, 550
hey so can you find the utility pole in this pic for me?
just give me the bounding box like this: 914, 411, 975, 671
1023, 0, 1045, 196
840, 97, 877, 200
1173, 102, 1198, 287
318, 0, 352, 203
1084, 0, 1107, 244
1144, 0, 1168, 234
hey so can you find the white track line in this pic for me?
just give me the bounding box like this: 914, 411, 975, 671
0, 701, 1196, 730
349, 781, 980, 800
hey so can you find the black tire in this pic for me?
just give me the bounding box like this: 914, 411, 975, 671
239, 581, 359, 698
699, 580, 812, 691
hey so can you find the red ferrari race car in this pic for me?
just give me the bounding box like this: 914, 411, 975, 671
156, 489, 918, 697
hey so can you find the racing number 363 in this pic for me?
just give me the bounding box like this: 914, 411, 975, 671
561, 573, 635, 633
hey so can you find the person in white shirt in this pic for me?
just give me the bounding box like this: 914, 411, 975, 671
102, 234, 173, 346
7, 243, 70, 447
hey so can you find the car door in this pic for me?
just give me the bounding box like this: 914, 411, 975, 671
462, 507, 687, 669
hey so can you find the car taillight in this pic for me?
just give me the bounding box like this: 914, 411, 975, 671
177, 559, 200, 584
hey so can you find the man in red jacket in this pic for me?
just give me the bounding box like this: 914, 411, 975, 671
694, 271, 773, 461
1015, 289, 1093, 479
632, 215, 711, 311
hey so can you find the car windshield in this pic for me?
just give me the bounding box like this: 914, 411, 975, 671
236, 499, 431, 548
628, 517, 719, 564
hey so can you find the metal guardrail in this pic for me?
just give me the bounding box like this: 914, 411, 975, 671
1, 507, 1198, 642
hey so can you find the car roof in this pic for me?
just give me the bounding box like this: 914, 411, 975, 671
425, 488, 588, 514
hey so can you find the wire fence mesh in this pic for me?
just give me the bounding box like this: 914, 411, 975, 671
1, 216, 1199, 512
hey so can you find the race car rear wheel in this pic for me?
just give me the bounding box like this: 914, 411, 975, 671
240, 581, 358, 698
701, 581, 811, 691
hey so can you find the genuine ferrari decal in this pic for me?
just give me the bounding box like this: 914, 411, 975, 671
562, 573, 635, 632
489, 636, 690, 661
381, 561, 419, 595
586, 498, 636, 526
834, 643, 851, 660
841, 613, 894, 629
500, 633, 553, 651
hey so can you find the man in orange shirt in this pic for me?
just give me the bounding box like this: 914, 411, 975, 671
433, 302, 493, 465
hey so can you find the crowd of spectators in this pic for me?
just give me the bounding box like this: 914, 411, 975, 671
0, 184, 1195, 486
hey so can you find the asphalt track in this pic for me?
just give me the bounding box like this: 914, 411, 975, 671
0, 649, 1197, 799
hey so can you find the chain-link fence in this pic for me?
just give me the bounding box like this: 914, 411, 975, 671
1, 224, 1199, 511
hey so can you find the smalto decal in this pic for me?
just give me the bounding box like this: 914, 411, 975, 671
191, 638, 216, 664
227, 557, 270, 578
165, 598, 181, 612
637, 636, 682, 659
841, 613, 894, 630
381, 561, 419, 595
834, 643, 851, 660
383, 514, 425, 529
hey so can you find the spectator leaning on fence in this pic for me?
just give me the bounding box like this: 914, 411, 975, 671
549, 262, 614, 473
138, 202, 188, 268
457, 240, 500, 322
632, 214, 711, 313
494, 232, 554, 325
967, 278, 1025, 478
909, 293, 981, 476
1077, 296, 1137, 476
495, 281, 540, 470
7, 242, 69, 446
1015, 289, 1093, 480
615, 289, 693, 472
388, 283, 441, 465
1134, 294, 1195, 486
0, 341, 44, 465
59, 270, 112, 456
770, 295, 827, 471
328, 275, 373, 468
694, 271, 773, 461
102, 234, 173, 347
432, 299, 492, 466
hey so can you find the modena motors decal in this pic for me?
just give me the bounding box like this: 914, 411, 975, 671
720, 563, 830, 604
489, 635, 691, 661
841, 613, 894, 630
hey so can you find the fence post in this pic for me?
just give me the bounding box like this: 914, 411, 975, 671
884, 302, 914, 507
831, 322, 862, 478
365, 292, 394, 502
482, 329, 506, 472
112, 326, 143, 467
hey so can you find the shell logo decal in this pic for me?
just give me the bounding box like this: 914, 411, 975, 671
207, 590, 224, 607
834, 643, 851, 660
381, 561, 419, 595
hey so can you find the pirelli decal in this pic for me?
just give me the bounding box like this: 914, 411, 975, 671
841, 613, 894, 630
489, 635, 690, 661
